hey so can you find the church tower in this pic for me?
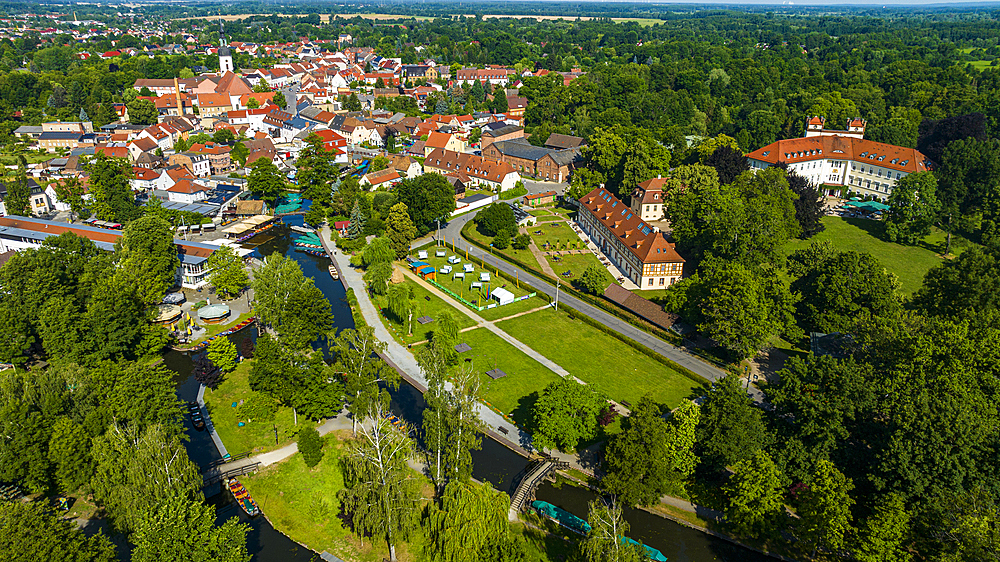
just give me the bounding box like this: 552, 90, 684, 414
218, 15, 234, 74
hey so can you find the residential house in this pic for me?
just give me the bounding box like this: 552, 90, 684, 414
45, 177, 91, 212
361, 168, 403, 189
196, 93, 234, 117
388, 154, 422, 179
166, 179, 210, 204
423, 148, 520, 192
168, 152, 212, 177
0, 178, 50, 216
187, 142, 232, 174
424, 131, 466, 157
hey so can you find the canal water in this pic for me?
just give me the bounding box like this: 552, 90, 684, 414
168, 214, 772, 562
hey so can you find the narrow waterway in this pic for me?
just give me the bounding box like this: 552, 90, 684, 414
167, 214, 774, 562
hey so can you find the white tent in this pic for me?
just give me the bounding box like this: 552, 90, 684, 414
491, 287, 515, 306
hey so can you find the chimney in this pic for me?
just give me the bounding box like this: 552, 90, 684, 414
174, 77, 183, 117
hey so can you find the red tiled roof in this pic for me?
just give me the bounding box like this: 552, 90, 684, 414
746, 135, 932, 174
579, 187, 685, 265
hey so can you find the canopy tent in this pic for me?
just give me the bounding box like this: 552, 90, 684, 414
222, 223, 252, 235
491, 287, 515, 306
243, 215, 273, 226
857, 201, 890, 212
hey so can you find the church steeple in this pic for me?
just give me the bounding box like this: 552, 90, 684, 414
218, 12, 234, 74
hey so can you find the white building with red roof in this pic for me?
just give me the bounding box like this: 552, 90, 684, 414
577, 187, 685, 290
746, 117, 933, 200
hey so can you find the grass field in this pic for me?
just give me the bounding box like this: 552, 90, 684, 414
243, 432, 432, 562
371, 278, 476, 344
461, 225, 538, 265
201, 362, 310, 455
527, 221, 585, 250
414, 252, 546, 319
244, 435, 573, 561
544, 251, 613, 287
782, 216, 972, 294
0, 150, 53, 166
452, 326, 563, 426
497, 308, 704, 408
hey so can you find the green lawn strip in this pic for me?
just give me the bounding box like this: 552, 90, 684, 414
453, 326, 563, 427
476, 294, 546, 321
497, 308, 702, 408
371, 278, 477, 344
242, 433, 431, 562
202, 361, 309, 455
782, 216, 972, 294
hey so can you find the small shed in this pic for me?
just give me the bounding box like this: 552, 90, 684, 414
523, 190, 557, 207
491, 287, 515, 306
416, 265, 436, 280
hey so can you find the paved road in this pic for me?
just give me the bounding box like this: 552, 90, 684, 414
438, 212, 728, 383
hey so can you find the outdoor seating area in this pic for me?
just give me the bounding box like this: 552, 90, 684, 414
833, 198, 889, 219
221, 214, 277, 241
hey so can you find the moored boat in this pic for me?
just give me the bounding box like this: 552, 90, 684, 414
530, 500, 592, 535
622, 536, 668, 561
228, 478, 260, 517
329, 265, 339, 279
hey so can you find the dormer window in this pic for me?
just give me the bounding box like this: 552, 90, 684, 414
860, 152, 868, 157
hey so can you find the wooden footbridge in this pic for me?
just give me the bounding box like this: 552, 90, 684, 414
508, 455, 570, 521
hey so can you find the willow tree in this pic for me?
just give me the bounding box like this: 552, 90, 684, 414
339, 403, 420, 562
427, 480, 511, 562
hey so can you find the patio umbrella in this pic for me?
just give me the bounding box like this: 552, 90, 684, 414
850, 196, 861, 201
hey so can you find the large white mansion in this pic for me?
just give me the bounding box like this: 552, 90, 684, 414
746, 117, 933, 200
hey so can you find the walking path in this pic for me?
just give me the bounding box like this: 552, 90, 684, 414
200, 410, 353, 484
321, 226, 535, 454
523, 226, 558, 278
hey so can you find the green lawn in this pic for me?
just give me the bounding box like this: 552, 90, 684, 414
201, 362, 313, 455
453, 326, 564, 427
462, 225, 539, 265
243, 433, 431, 562
414, 251, 540, 312
371, 278, 476, 344
782, 216, 973, 294
527, 221, 583, 251
497, 308, 704, 408
0, 150, 53, 166
544, 252, 612, 288
244, 434, 573, 561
